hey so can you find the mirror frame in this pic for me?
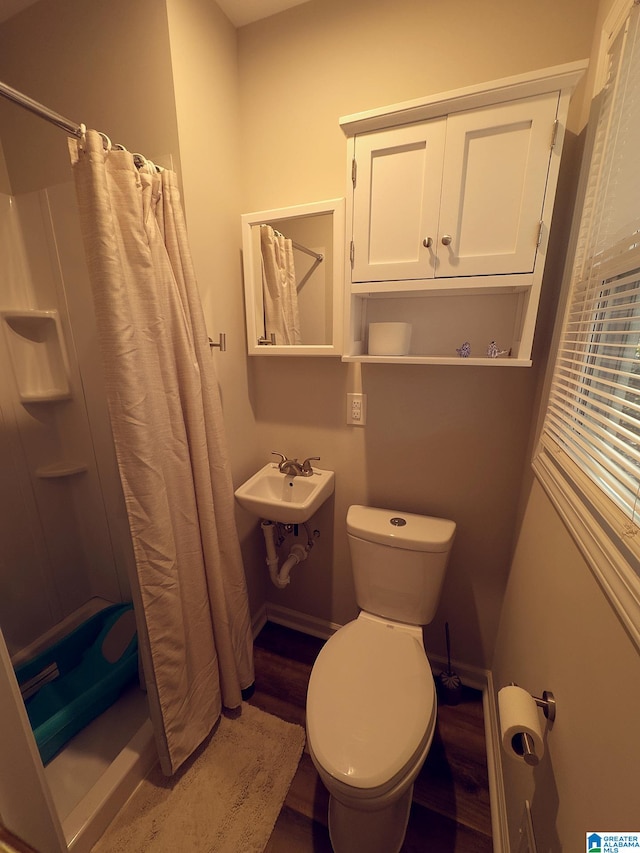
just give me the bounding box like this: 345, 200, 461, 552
241, 198, 345, 356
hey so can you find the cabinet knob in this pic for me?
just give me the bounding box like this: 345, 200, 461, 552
441, 234, 453, 246
422, 237, 433, 248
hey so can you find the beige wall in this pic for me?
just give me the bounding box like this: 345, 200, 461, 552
493, 481, 640, 849
0, 0, 185, 629
0, 139, 9, 194
493, 0, 640, 847
1, 0, 636, 846
0, 0, 601, 668
236, 0, 599, 666
0, 0, 181, 194
0, 0, 612, 673
165, 0, 267, 616
0, 0, 268, 626
237, 0, 596, 212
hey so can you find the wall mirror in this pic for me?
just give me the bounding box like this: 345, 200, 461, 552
241, 198, 345, 356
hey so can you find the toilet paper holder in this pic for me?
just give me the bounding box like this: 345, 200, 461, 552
533, 689, 556, 723
510, 686, 556, 767
509, 684, 556, 721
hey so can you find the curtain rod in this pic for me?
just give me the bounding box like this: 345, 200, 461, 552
261, 225, 324, 263
0, 78, 84, 138
291, 239, 324, 263
0, 79, 160, 169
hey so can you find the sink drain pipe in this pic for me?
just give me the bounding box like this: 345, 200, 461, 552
261, 520, 310, 588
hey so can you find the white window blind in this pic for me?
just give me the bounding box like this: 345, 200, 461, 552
543, 1, 640, 526
534, 0, 640, 648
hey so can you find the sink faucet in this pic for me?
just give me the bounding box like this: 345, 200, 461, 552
271, 452, 320, 478
301, 456, 320, 475
279, 458, 305, 477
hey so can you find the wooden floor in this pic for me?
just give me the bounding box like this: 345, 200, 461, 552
248, 621, 493, 853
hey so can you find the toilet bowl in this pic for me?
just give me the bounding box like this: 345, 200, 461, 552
307, 612, 436, 852
306, 505, 455, 853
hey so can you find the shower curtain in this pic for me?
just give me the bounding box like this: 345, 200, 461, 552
68, 130, 254, 775
260, 224, 302, 344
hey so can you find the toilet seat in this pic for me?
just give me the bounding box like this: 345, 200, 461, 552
306, 615, 436, 792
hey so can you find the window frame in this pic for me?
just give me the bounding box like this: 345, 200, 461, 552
533, 0, 640, 652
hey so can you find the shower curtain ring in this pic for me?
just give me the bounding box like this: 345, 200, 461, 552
98, 131, 112, 151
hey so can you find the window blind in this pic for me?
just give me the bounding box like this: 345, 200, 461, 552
543, 1, 640, 524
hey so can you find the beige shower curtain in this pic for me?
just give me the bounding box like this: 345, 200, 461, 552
260, 224, 302, 344
69, 130, 254, 775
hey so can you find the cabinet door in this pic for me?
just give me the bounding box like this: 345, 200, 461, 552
435, 91, 559, 278
352, 119, 446, 282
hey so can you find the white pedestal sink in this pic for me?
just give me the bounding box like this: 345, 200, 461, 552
235, 462, 335, 523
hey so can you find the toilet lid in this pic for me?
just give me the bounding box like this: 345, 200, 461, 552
307, 618, 435, 790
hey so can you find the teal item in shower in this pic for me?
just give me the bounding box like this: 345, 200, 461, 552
14, 603, 139, 765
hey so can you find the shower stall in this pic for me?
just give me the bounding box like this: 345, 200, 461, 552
0, 182, 156, 852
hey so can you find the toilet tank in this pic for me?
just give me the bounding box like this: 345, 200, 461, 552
346, 505, 456, 626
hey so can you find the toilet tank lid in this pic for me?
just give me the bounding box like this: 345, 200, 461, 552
347, 505, 455, 552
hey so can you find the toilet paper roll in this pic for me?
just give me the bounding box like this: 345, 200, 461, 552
498, 685, 544, 764
368, 322, 412, 356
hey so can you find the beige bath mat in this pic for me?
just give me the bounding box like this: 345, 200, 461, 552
92, 703, 305, 852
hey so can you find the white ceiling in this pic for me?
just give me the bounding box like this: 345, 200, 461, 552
216, 0, 310, 27
0, 0, 310, 27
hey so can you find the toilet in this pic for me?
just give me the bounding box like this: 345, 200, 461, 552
306, 505, 456, 853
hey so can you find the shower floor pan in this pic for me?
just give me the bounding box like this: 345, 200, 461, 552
14, 602, 139, 765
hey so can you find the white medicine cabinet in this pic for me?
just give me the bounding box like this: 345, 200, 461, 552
241, 198, 345, 357
341, 60, 587, 366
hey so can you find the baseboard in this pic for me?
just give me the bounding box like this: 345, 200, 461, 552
427, 651, 488, 693
428, 655, 509, 852
264, 603, 341, 640
260, 606, 510, 852
483, 670, 510, 853
251, 604, 268, 639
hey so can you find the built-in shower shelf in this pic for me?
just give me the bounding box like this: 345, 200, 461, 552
20, 390, 72, 403
35, 462, 88, 479
1, 309, 71, 402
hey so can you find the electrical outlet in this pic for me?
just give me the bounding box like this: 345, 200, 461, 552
347, 392, 367, 426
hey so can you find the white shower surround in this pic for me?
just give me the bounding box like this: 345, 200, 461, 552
0, 186, 155, 851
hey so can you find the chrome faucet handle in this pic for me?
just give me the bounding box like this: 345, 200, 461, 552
301, 456, 320, 474
279, 459, 304, 476
272, 452, 304, 476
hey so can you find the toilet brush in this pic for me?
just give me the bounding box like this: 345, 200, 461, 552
438, 622, 463, 705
